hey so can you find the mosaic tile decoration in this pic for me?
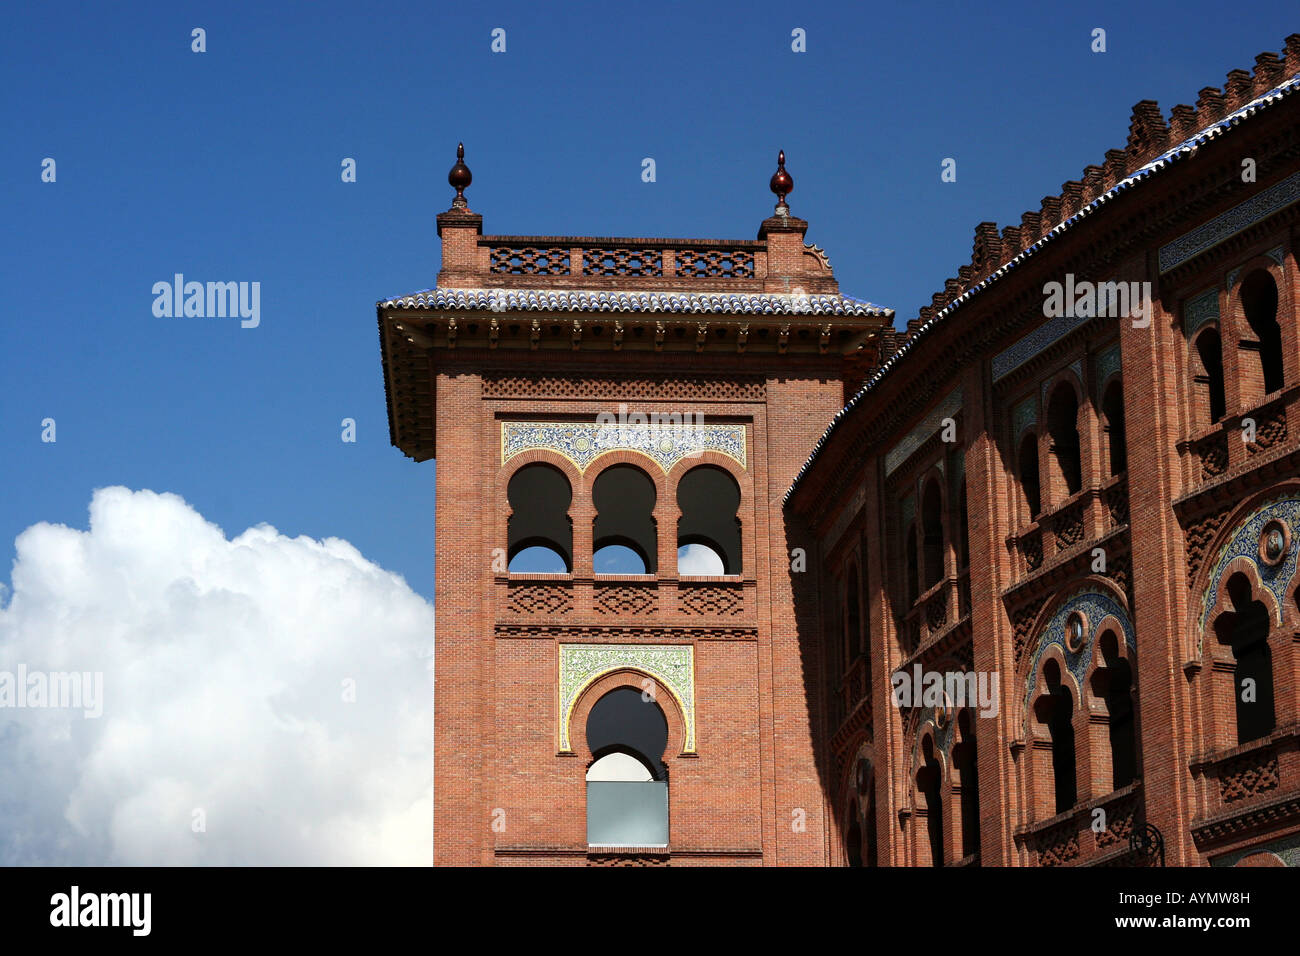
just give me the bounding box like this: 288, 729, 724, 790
1095, 344, 1121, 393
994, 312, 1092, 383
912, 708, 956, 770
1023, 588, 1136, 712
1183, 289, 1220, 337
1266, 245, 1286, 267
558, 643, 696, 753
1197, 495, 1300, 655
884, 387, 963, 476
1159, 169, 1300, 274
1012, 396, 1038, 442
502, 420, 745, 474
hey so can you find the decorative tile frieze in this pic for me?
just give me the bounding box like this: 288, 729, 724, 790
1158, 169, 1300, 274
994, 314, 1090, 382
502, 420, 745, 474
1024, 589, 1135, 710
558, 643, 696, 753
1095, 343, 1122, 393
900, 492, 915, 531
1012, 396, 1038, 442
1184, 289, 1220, 336
885, 387, 963, 476
1198, 495, 1300, 653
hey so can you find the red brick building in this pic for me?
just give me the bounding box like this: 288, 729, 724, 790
378, 37, 1300, 866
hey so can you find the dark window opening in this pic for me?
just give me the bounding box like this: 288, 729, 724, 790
1096, 631, 1137, 790
1215, 573, 1276, 744
921, 478, 944, 592
593, 464, 657, 574
954, 709, 980, 858
676, 466, 741, 575
1195, 328, 1227, 424
918, 736, 944, 867
1042, 660, 1078, 814
507, 464, 573, 572
1240, 269, 1284, 395
1018, 434, 1041, 520
845, 801, 863, 868
1047, 384, 1082, 498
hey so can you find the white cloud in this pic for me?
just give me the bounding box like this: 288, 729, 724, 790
0, 487, 434, 865
676, 543, 725, 576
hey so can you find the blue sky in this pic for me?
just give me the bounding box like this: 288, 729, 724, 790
3, 1, 1296, 602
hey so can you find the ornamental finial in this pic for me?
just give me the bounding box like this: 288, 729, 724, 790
769, 149, 793, 213
448, 142, 472, 209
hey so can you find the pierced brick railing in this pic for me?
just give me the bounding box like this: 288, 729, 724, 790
482, 237, 766, 280
1014, 782, 1144, 866
1190, 726, 1300, 850
1177, 388, 1297, 488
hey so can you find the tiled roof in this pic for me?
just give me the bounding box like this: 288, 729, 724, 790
378, 287, 890, 317
784, 72, 1300, 504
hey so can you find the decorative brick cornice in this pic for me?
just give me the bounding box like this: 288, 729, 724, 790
1191, 790, 1300, 847
493, 624, 758, 641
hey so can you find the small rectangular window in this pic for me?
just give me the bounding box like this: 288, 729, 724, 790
587, 781, 668, 847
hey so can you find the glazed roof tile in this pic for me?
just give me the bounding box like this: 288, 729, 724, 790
378, 287, 890, 317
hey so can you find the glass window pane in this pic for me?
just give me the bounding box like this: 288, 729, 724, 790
587, 781, 668, 846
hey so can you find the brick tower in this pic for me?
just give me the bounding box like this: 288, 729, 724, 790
377, 146, 892, 865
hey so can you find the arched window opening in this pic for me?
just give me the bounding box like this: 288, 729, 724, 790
676, 542, 724, 575
921, 478, 945, 592
957, 479, 970, 569
1102, 381, 1127, 476
1042, 660, 1078, 814
594, 544, 649, 574
509, 545, 569, 573
1018, 434, 1041, 520
593, 465, 657, 574
676, 466, 741, 575
1095, 631, 1137, 790
1194, 328, 1227, 425
953, 709, 980, 858
846, 563, 863, 663
1046, 384, 1082, 499
1240, 269, 1284, 397
585, 687, 669, 847
507, 464, 573, 573
917, 736, 944, 867
845, 801, 863, 868
905, 522, 919, 606
1214, 573, 1276, 744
